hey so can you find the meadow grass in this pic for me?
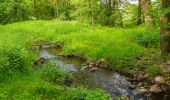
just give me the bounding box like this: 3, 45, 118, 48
0, 20, 162, 75
0, 63, 111, 100
0, 21, 112, 99
0, 20, 163, 99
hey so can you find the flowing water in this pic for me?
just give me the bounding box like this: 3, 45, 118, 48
39, 48, 146, 100
34, 41, 170, 100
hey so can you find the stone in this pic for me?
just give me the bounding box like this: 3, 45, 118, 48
138, 74, 148, 81
137, 82, 144, 88
154, 76, 165, 84
89, 64, 93, 68
86, 60, 91, 64
90, 67, 99, 71
82, 66, 89, 70
160, 83, 170, 92
100, 58, 106, 63
120, 96, 129, 100
57, 54, 63, 56
137, 88, 149, 93
149, 85, 162, 93
103, 64, 107, 68
112, 75, 115, 78
95, 63, 99, 67
128, 84, 136, 89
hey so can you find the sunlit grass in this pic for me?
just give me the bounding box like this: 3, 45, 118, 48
0, 20, 161, 74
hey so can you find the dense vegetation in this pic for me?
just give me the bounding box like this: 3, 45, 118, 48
0, 0, 169, 99
0, 0, 161, 26
0, 21, 112, 99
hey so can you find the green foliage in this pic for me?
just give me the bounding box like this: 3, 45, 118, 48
32, 85, 111, 100
0, 0, 32, 24
0, 20, 164, 76
0, 62, 111, 100
122, 3, 140, 27
146, 66, 163, 77
40, 63, 72, 85
151, 0, 161, 27
1, 20, 162, 75
132, 28, 160, 48
0, 20, 165, 99
0, 0, 162, 27
0, 45, 31, 82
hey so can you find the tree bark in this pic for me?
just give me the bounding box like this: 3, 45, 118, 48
53, 0, 57, 18
33, 0, 36, 18
141, 0, 154, 26
160, 0, 170, 54
137, 0, 142, 25
90, 0, 95, 26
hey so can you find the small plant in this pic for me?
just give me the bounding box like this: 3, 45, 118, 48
40, 63, 72, 85
0, 45, 31, 82
134, 30, 159, 48
146, 66, 163, 77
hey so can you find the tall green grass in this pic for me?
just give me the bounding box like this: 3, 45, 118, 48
0, 20, 161, 75
0, 62, 111, 100
0, 21, 112, 99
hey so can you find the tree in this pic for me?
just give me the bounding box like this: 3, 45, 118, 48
90, 0, 95, 26
33, 0, 36, 18
141, 0, 154, 26
160, 0, 170, 54
137, 0, 142, 25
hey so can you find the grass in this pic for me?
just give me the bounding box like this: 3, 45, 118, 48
0, 21, 112, 99
0, 63, 111, 100
0, 20, 165, 99
3, 20, 161, 74
0, 20, 163, 74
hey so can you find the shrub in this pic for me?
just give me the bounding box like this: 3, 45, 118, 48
0, 45, 31, 82
134, 30, 159, 48
40, 63, 72, 85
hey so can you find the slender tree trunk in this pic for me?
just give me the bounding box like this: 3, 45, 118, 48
53, 0, 56, 18
90, 0, 94, 26
56, 0, 59, 19
33, 0, 36, 18
108, 0, 112, 25
13, 0, 19, 21
141, 0, 154, 26
137, 0, 142, 25
160, 0, 170, 54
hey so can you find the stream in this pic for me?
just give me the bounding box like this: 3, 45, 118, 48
35, 42, 169, 100
38, 47, 147, 100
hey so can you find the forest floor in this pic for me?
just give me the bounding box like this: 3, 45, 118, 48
0, 20, 169, 99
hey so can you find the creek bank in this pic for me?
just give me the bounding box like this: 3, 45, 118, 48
32, 40, 170, 99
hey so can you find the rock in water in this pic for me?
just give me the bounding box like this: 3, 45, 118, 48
81, 66, 89, 70
149, 85, 162, 93
160, 83, 170, 93
90, 67, 98, 71
154, 76, 165, 84
128, 84, 136, 89
120, 96, 129, 100
138, 87, 149, 93
89, 64, 93, 68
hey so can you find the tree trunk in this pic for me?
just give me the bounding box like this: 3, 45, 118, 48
160, 0, 170, 54
141, 0, 154, 26
56, 0, 59, 19
33, 0, 36, 18
90, 0, 95, 26
53, 0, 56, 18
137, 0, 142, 25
